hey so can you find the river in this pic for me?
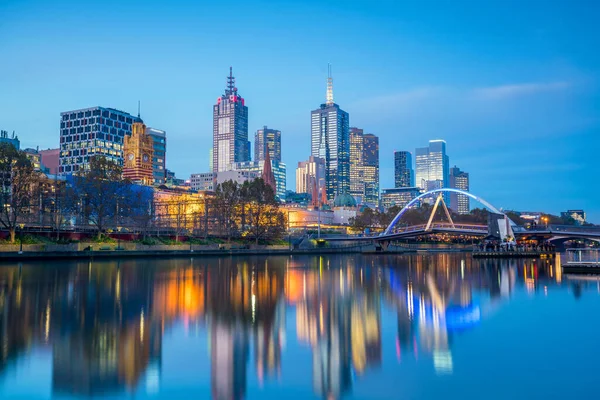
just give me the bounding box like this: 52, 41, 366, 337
0, 253, 598, 399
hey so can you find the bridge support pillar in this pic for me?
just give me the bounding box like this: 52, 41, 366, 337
375, 240, 390, 252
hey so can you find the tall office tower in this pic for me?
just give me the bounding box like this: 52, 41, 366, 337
296, 156, 325, 195
415, 140, 450, 201
59, 107, 142, 174
349, 128, 379, 205
310, 65, 350, 201
212, 67, 249, 173
394, 151, 413, 188
123, 121, 154, 185
449, 166, 470, 214
146, 127, 166, 185
254, 126, 281, 163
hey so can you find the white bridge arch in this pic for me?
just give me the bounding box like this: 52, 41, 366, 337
383, 188, 514, 235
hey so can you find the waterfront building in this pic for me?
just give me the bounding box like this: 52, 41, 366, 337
449, 166, 470, 214
561, 209, 586, 225
146, 127, 166, 185
0, 130, 19, 149
380, 187, 422, 211
230, 159, 287, 200
394, 151, 413, 188
212, 67, 249, 173
39, 148, 59, 174
310, 65, 350, 200
123, 122, 154, 185
254, 126, 281, 163
349, 128, 379, 206
59, 106, 142, 174
415, 140, 449, 202
190, 172, 216, 191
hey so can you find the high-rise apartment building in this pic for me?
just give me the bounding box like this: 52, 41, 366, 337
254, 126, 281, 163
123, 122, 154, 185
349, 128, 379, 205
310, 66, 350, 201
415, 140, 450, 202
59, 107, 142, 174
449, 166, 470, 214
146, 127, 166, 185
394, 151, 413, 188
212, 67, 249, 173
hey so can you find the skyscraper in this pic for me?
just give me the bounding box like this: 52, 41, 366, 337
415, 140, 449, 201
310, 65, 350, 201
449, 166, 470, 214
254, 126, 281, 163
59, 107, 142, 174
296, 156, 325, 195
394, 151, 413, 188
146, 127, 166, 185
212, 67, 249, 173
349, 128, 379, 206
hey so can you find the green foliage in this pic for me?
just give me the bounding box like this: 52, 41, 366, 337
91, 234, 116, 244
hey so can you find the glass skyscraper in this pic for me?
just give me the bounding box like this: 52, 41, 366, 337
59, 106, 142, 174
310, 67, 350, 201
213, 67, 249, 173
394, 151, 414, 188
349, 128, 379, 206
254, 126, 281, 163
450, 166, 470, 214
415, 140, 450, 202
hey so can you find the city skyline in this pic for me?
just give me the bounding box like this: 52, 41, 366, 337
1, 0, 597, 221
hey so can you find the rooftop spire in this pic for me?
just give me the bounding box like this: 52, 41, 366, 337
226, 66, 236, 95
326, 63, 334, 105
137, 100, 141, 118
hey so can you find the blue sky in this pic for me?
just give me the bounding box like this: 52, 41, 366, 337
1, 0, 598, 221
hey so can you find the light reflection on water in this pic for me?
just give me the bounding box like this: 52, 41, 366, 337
0, 253, 598, 399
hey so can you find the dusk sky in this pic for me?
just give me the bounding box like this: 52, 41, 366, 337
1, 0, 598, 221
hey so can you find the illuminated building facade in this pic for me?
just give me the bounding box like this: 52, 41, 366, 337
59, 106, 142, 174
449, 166, 470, 214
415, 140, 450, 203
231, 160, 287, 200
212, 67, 249, 173
394, 151, 413, 188
310, 66, 350, 200
123, 122, 154, 185
380, 187, 422, 211
349, 128, 379, 206
254, 126, 281, 163
296, 156, 325, 196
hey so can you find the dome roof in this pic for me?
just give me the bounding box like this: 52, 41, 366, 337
333, 192, 357, 208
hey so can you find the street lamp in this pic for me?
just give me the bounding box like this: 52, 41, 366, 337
18, 223, 25, 254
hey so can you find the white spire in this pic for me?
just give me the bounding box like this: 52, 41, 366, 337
326, 63, 334, 105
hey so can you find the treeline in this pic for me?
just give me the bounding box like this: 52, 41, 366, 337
0, 144, 286, 243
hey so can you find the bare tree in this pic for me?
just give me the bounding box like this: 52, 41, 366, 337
0, 143, 39, 243
214, 180, 241, 242
246, 178, 285, 244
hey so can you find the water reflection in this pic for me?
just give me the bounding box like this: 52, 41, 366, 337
0, 253, 587, 399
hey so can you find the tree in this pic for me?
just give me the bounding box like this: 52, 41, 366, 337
128, 187, 154, 239
245, 178, 283, 244
69, 156, 131, 239
214, 180, 241, 241
349, 207, 378, 232
41, 177, 71, 240
0, 143, 39, 243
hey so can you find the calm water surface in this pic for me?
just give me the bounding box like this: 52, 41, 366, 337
0, 253, 598, 400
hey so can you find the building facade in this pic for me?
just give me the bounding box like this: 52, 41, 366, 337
310, 68, 350, 201
212, 67, 249, 173
59, 106, 142, 174
415, 140, 449, 202
231, 160, 287, 201
380, 187, 422, 211
23, 148, 43, 172
449, 166, 470, 214
216, 170, 259, 186
39, 148, 59, 175
146, 127, 166, 185
295, 156, 325, 195
123, 122, 154, 185
0, 130, 19, 149
254, 126, 281, 163
394, 151, 413, 188
349, 128, 379, 206
190, 172, 216, 192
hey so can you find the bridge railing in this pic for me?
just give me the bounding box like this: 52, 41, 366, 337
387, 223, 487, 235
565, 248, 599, 264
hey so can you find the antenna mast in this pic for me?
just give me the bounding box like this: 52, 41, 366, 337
326, 63, 334, 105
